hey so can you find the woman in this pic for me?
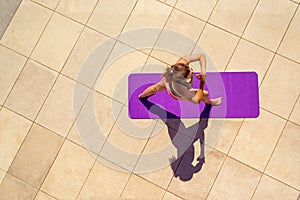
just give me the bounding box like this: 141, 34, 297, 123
138, 54, 222, 106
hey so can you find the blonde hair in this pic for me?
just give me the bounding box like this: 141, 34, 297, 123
163, 63, 191, 82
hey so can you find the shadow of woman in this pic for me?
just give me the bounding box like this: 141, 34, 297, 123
139, 97, 212, 181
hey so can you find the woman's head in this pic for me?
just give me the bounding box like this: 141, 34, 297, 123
163, 63, 193, 82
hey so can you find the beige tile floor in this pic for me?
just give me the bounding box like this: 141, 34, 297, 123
0, 0, 300, 199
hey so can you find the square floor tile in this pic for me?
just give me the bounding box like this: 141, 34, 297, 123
290, 96, 300, 125
165, 9, 205, 42
226, 39, 274, 84
0, 0, 52, 56
207, 157, 261, 200
213, 119, 244, 154
62, 27, 110, 87
252, 175, 299, 200
0, 173, 38, 200
244, 0, 297, 51
168, 150, 226, 200
119, 0, 172, 47
78, 158, 131, 199
0, 108, 32, 171
198, 24, 239, 71
87, 0, 137, 37
176, 0, 217, 21
135, 124, 180, 189
265, 122, 300, 190
151, 10, 205, 63
120, 174, 166, 199
209, 0, 258, 36
36, 75, 89, 137
8, 124, 64, 188
41, 140, 96, 200
56, 0, 98, 24
124, 0, 171, 31
0, 45, 26, 105
35, 191, 56, 200
260, 55, 300, 119
31, 13, 83, 72
278, 9, 300, 63
229, 109, 286, 171
69, 92, 123, 153
95, 42, 148, 103
5, 59, 57, 120
32, 0, 59, 10
163, 192, 184, 200
100, 106, 154, 171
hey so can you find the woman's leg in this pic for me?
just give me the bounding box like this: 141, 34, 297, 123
138, 82, 166, 98
201, 90, 222, 106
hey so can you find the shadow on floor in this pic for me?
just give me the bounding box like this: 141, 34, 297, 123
140, 97, 211, 181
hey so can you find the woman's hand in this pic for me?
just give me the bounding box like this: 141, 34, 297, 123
196, 74, 206, 84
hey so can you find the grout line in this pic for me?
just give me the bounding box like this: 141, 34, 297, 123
190, 0, 219, 56
74, 1, 141, 199
29, 0, 57, 11
0, 0, 22, 40
2, 2, 63, 197
204, 118, 245, 199
250, 95, 300, 199
223, 0, 261, 72
121, 2, 180, 197
258, 4, 299, 88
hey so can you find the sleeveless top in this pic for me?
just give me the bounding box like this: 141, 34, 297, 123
166, 76, 193, 100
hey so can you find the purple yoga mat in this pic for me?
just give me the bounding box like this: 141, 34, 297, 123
128, 72, 259, 118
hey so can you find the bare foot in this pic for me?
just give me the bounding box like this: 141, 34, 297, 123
211, 97, 222, 106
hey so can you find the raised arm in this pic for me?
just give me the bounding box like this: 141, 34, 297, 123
176, 54, 207, 75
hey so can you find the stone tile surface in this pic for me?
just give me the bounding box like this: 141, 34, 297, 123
41, 140, 96, 200
62, 27, 109, 87
266, 122, 300, 190
229, 109, 286, 171
168, 150, 226, 200
120, 174, 166, 199
198, 24, 239, 71
78, 158, 131, 199
95, 42, 148, 103
290, 96, 300, 125
0, 173, 38, 200
226, 39, 274, 84
209, 0, 258, 35
8, 124, 64, 188
0, 0, 22, 39
88, 0, 137, 37
244, 0, 297, 51
207, 157, 261, 200
35, 191, 57, 200
260, 55, 300, 119
5, 59, 57, 120
0, 170, 5, 185
32, 0, 60, 9
31, 13, 83, 72
36, 75, 89, 137
0, 108, 32, 171
176, 0, 217, 21
0, 45, 26, 105
56, 0, 98, 24
278, 9, 300, 63
252, 175, 299, 200
1, 0, 52, 56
